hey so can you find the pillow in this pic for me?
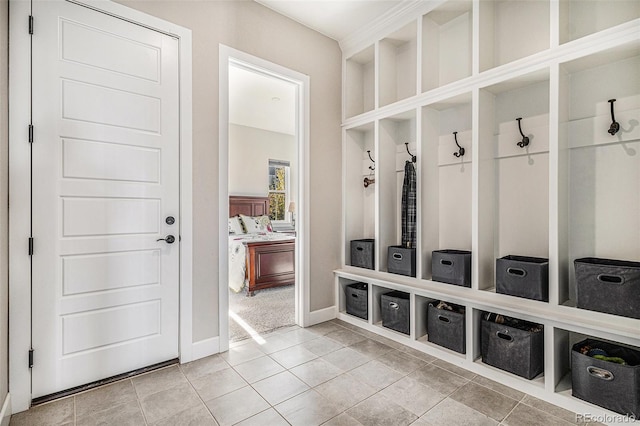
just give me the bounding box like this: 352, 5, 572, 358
228, 216, 245, 234
239, 214, 273, 233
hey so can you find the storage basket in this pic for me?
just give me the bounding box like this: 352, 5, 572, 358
345, 282, 368, 320
481, 316, 544, 379
350, 239, 375, 270
381, 291, 410, 335
387, 246, 416, 277
574, 257, 640, 319
431, 250, 471, 287
496, 255, 549, 302
427, 302, 466, 354
572, 338, 640, 417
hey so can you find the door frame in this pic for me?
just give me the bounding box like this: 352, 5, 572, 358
8, 0, 193, 412
218, 45, 311, 351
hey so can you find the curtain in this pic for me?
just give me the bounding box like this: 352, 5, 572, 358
401, 160, 416, 248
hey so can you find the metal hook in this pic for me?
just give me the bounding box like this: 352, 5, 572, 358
404, 143, 416, 163
452, 132, 465, 158
608, 99, 620, 136
363, 176, 375, 188
366, 150, 375, 171
516, 118, 530, 148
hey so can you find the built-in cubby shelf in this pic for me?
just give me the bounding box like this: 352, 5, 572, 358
421, 1, 472, 92
339, 1, 640, 422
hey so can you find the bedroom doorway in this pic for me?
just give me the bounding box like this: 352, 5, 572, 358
219, 46, 310, 350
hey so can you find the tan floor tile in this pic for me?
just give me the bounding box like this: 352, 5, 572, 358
10, 397, 74, 426
314, 373, 376, 411
139, 381, 201, 424
431, 358, 477, 380
132, 365, 188, 398
270, 344, 319, 369
322, 413, 363, 426
233, 355, 285, 383
275, 389, 342, 426
503, 402, 574, 426
307, 321, 346, 336
75, 380, 138, 419
472, 375, 526, 401
349, 339, 394, 359
150, 403, 218, 426
290, 358, 342, 387
299, 335, 344, 356
376, 349, 427, 375
421, 398, 498, 426
347, 393, 418, 426
180, 354, 229, 381
234, 408, 289, 426
205, 386, 270, 426
322, 347, 370, 371
190, 367, 247, 401
325, 329, 367, 346
379, 376, 446, 416
449, 381, 518, 421
409, 364, 469, 395
76, 400, 144, 426
220, 342, 266, 366
252, 371, 309, 405
348, 360, 404, 390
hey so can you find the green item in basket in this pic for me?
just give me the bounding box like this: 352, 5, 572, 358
592, 354, 627, 365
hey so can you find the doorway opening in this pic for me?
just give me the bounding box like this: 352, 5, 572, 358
219, 46, 310, 352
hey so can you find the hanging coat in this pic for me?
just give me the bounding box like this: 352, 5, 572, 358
401, 160, 416, 249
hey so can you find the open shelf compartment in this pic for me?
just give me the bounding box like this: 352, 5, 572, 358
379, 22, 418, 107
421, 0, 472, 92
345, 45, 375, 118
421, 93, 472, 283
477, 70, 551, 293
378, 110, 417, 275
479, 0, 550, 72
559, 1, 640, 45
344, 122, 376, 269
556, 42, 640, 309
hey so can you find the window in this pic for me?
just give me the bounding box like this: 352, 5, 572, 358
268, 159, 290, 222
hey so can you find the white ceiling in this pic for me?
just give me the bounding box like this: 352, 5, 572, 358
256, 0, 406, 42
229, 65, 297, 135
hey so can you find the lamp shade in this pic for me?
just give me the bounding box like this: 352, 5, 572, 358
288, 201, 296, 213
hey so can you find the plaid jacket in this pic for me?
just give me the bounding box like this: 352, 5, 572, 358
401, 160, 416, 249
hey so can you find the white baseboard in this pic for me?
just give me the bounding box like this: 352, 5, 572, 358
307, 306, 336, 326
190, 337, 220, 361
1, 393, 11, 426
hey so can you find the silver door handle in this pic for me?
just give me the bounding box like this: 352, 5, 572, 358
157, 235, 175, 244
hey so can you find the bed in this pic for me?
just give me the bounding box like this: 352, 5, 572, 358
229, 196, 296, 296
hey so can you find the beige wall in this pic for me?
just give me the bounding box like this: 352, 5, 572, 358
0, 0, 8, 404
116, 0, 342, 341
229, 124, 297, 203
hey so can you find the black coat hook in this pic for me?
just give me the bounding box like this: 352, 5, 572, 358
404, 143, 416, 163
452, 132, 465, 158
516, 118, 530, 148
608, 99, 620, 136
367, 150, 375, 171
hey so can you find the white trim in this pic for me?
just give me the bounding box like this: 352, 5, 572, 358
219, 45, 311, 354
0, 393, 10, 426
191, 337, 220, 361
9, 0, 193, 412
307, 307, 337, 326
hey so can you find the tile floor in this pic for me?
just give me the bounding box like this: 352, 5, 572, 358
10, 320, 603, 426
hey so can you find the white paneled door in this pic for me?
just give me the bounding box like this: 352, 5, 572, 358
31, 1, 180, 398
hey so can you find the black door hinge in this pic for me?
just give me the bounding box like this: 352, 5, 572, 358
28, 349, 34, 368
28, 124, 34, 143
29, 15, 34, 35
28, 237, 34, 256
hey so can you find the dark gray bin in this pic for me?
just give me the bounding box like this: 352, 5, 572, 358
381, 291, 410, 335
387, 246, 416, 277
496, 255, 549, 302
427, 303, 466, 354
575, 257, 640, 319
345, 282, 368, 320
572, 339, 640, 417
351, 239, 375, 270
481, 317, 544, 379
432, 250, 471, 287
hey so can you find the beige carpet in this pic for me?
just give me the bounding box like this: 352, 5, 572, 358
228, 284, 295, 342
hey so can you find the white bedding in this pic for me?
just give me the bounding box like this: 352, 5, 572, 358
228, 233, 295, 293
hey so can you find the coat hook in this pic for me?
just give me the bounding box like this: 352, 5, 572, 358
452, 132, 465, 158
366, 150, 375, 171
404, 143, 416, 163
608, 99, 620, 136
516, 118, 530, 148
363, 176, 375, 188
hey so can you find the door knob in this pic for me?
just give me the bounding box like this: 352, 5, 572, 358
166, 216, 175, 225
157, 235, 175, 244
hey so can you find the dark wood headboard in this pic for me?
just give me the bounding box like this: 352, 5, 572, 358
229, 196, 269, 217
